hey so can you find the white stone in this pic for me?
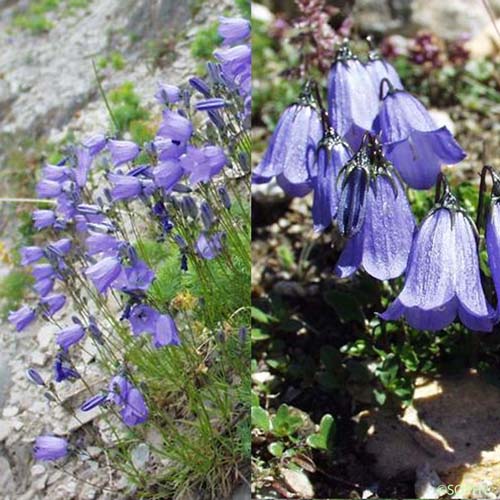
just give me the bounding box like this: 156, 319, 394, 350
2, 406, 18, 418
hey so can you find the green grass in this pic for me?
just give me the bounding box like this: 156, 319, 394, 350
190, 21, 222, 60
107, 82, 150, 137
0, 269, 34, 319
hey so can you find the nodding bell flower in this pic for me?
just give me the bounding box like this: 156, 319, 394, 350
107, 140, 140, 167
312, 128, 352, 232
336, 138, 416, 280
335, 138, 372, 238
327, 41, 379, 149
376, 79, 466, 189
34, 436, 68, 461
8, 305, 36, 332
365, 37, 403, 97
483, 166, 500, 315
381, 176, 495, 331
108, 375, 148, 426
218, 16, 250, 45
253, 81, 323, 196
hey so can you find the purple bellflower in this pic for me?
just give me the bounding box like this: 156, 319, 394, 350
37, 179, 62, 199
180, 145, 227, 186
195, 231, 225, 260
8, 305, 36, 331
20, 246, 44, 265
312, 128, 352, 232
129, 303, 159, 335
34, 436, 68, 461
108, 173, 143, 202
365, 40, 403, 97
155, 82, 181, 104
327, 42, 379, 149
218, 16, 250, 45
157, 109, 193, 142
56, 324, 85, 352
381, 179, 495, 331
33, 209, 56, 230
85, 256, 122, 293
40, 293, 66, 317
336, 169, 415, 280
153, 314, 180, 348
376, 82, 466, 189
83, 134, 107, 156
107, 140, 140, 167
253, 81, 323, 196
54, 352, 80, 382
108, 375, 148, 426
153, 160, 184, 191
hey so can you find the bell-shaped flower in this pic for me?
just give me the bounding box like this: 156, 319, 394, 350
157, 109, 193, 142
108, 375, 148, 426
154, 82, 181, 104
34, 436, 68, 461
376, 84, 466, 189
107, 140, 140, 167
85, 256, 122, 293
108, 173, 143, 202
83, 133, 107, 156
8, 305, 36, 331
312, 128, 352, 232
253, 82, 323, 196
153, 159, 184, 191
153, 314, 180, 348
20, 246, 44, 265
129, 303, 159, 335
33, 209, 56, 230
180, 145, 227, 185
336, 173, 415, 280
195, 232, 225, 260
381, 185, 495, 331
54, 352, 80, 382
37, 179, 62, 199
85, 232, 120, 256
365, 43, 403, 97
40, 293, 66, 317
218, 16, 250, 45
327, 42, 379, 149
56, 324, 85, 352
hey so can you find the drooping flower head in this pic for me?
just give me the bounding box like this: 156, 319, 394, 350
336, 137, 416, 280
253, 80, 323, 196
108, 375, 148, 426
8, 305, 36, 332
312, 127, 352, 232
381, 176, 495, 331
365, 37, 403, 97
327, 41, 379, 149
34, 436, 68, 461
375, 79, 466, 189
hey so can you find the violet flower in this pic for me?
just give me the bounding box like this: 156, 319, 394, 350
376, 83, 466, 189
34, 278, 55, 297
85, 256, 122, 293
195, 98, 226, 111
33, 210, 56, 230
20, 246, 44, 265
381, 182, 494, 331
83, 134, 107, 156
327, 42, 379, 149
56, 324, 85, 352
54, 352, 80, 382
253, 82, 323, 196
336, 174, 415, 280
107, 139, 140, 167
218, 16, 250, 45
312, 129, 352, 232
153, 160, 184, 191
34, 436, 68, 461
108, 173, 143, 201
26, 368, 45, 386
85, 232, 120, 256
108, 375, 148, 426
155, 82, 181, 104
37, 179, 62, 199
157, 109, 193, 142
40, 293, 66, 317
180, 145, 227, 185
195, 232, 225, 260
75, 147, 92, 187
8, 305, 36, 331
153, 314, 180, 348
129, 304, 159, 335
81, 393, 107, 412
365, 43, 403, 97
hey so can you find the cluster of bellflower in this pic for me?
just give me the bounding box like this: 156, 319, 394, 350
9, 16, 250, 462
254, 39, 500, 334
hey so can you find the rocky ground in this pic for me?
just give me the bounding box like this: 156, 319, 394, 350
0, 1, 248, 499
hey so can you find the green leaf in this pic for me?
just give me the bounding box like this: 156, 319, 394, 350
268, 441, 284, 457
306, 414, 336, 450
323, 289, 364, 323
251, 328, 270, 342
373, 389, 387, 406
251, 307, 274, 324
251, 406, 271, 432
272, 404, 303, 437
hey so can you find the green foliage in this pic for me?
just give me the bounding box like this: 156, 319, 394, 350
97, 51, 125, 71
107, 82, 150, 136
0, 270, 34, 319
12, 0, 59, 34
234, 0, 250, 18
191, 21, 222, 60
